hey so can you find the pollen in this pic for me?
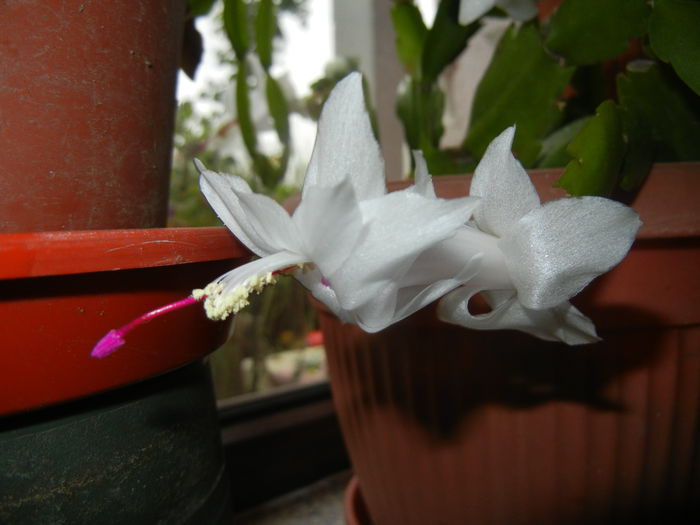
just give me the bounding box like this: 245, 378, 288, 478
194, 272, 279, 321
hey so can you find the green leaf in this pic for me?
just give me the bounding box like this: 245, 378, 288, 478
395, 77, 422, 150
223, 0, 249, 59
536, 116, 590, 168
465, 23, 574, 167
396, 76, 445, 152
617, 60, 700, 164
421, 147, 475, 176
265, 74, 290, 145
556, 100, 625, 197
649, 0, 700, 96
421, 0, 479, 83
255, 0, 276, 71
187, 0, 216, 17
391, 2, 428, 78
236, 60, 257, 155
545, 0, 650, 65
252, 153, 279, 191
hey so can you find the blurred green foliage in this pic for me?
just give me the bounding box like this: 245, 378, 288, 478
391, 0, 700, 198
174, 0, 320, 398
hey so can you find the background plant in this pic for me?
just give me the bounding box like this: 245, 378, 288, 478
173, 0, 321, 397
392, 0, 700, 197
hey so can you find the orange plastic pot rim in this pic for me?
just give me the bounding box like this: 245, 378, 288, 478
0, 227, 251, 280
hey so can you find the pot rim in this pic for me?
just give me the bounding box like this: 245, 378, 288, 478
387, 162, 700, 241
0, 226, 250, 280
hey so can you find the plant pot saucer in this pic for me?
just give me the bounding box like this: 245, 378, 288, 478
0, 227, 249, 416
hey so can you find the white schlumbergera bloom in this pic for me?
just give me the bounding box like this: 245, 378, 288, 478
458, 0, 538, 26
435, 127, 642, 344
195, 73, 481, 333
91, 76, 641, 360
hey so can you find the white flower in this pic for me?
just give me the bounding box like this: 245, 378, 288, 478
196, 73, 480, 332
459, 0, 538, 26
436, 127, 642, 344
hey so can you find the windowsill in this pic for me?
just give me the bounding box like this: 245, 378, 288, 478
235, 470, 351, 524
219, 382, 351, 513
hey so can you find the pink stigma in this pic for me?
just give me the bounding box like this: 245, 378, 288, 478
90, 295, 200, 359
91, 330, 126, 358
321, 277, 330, 287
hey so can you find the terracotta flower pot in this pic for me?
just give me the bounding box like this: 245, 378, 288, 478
0, 226, 247, 523
317, 163, 700, 525
0, 0, 185, 232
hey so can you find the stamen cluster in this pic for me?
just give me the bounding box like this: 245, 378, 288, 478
193, 272, 278, 321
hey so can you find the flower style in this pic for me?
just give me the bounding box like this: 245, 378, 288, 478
194, 73, 480, 333
458, 0, 538, 26
435, 126, 642, 344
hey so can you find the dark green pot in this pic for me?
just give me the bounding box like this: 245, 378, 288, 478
0, 362, 232, 524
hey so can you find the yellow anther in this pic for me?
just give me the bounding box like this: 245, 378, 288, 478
194, 272, 280, 321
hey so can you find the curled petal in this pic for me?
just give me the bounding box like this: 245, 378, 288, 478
470, 126, 540, 237
437, 285, 600, 345
197, 162, 300, 256
303, 72, 386, 201
500, 196, 642, 309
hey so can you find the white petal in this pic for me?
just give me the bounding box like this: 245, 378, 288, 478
459, 0, 496, 25
470, 126, 540, 237
346, 252, 482, 333
329, 191, 480, 311
384, 252, 484, 330
302, 73, 386, 201
292, 178, 366, 276
360, 191, 481, 276
234, 191, 302, 255
409, 150, 436, 198
197, 161, 259, 250
496, 0, 538, 21
500, 196, 642, 309
197, 161, 301, 256
215, 251, 304, 294
295, 268, 350, 323
437, 285, 601, 345
202, 251, 307, 319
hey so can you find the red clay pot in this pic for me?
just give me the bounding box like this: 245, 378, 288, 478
319, 163, 700, 525
0, 0, 185, 232
0, 227, 249, 416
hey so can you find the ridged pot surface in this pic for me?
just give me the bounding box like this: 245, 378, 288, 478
319, 164, 700, 525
